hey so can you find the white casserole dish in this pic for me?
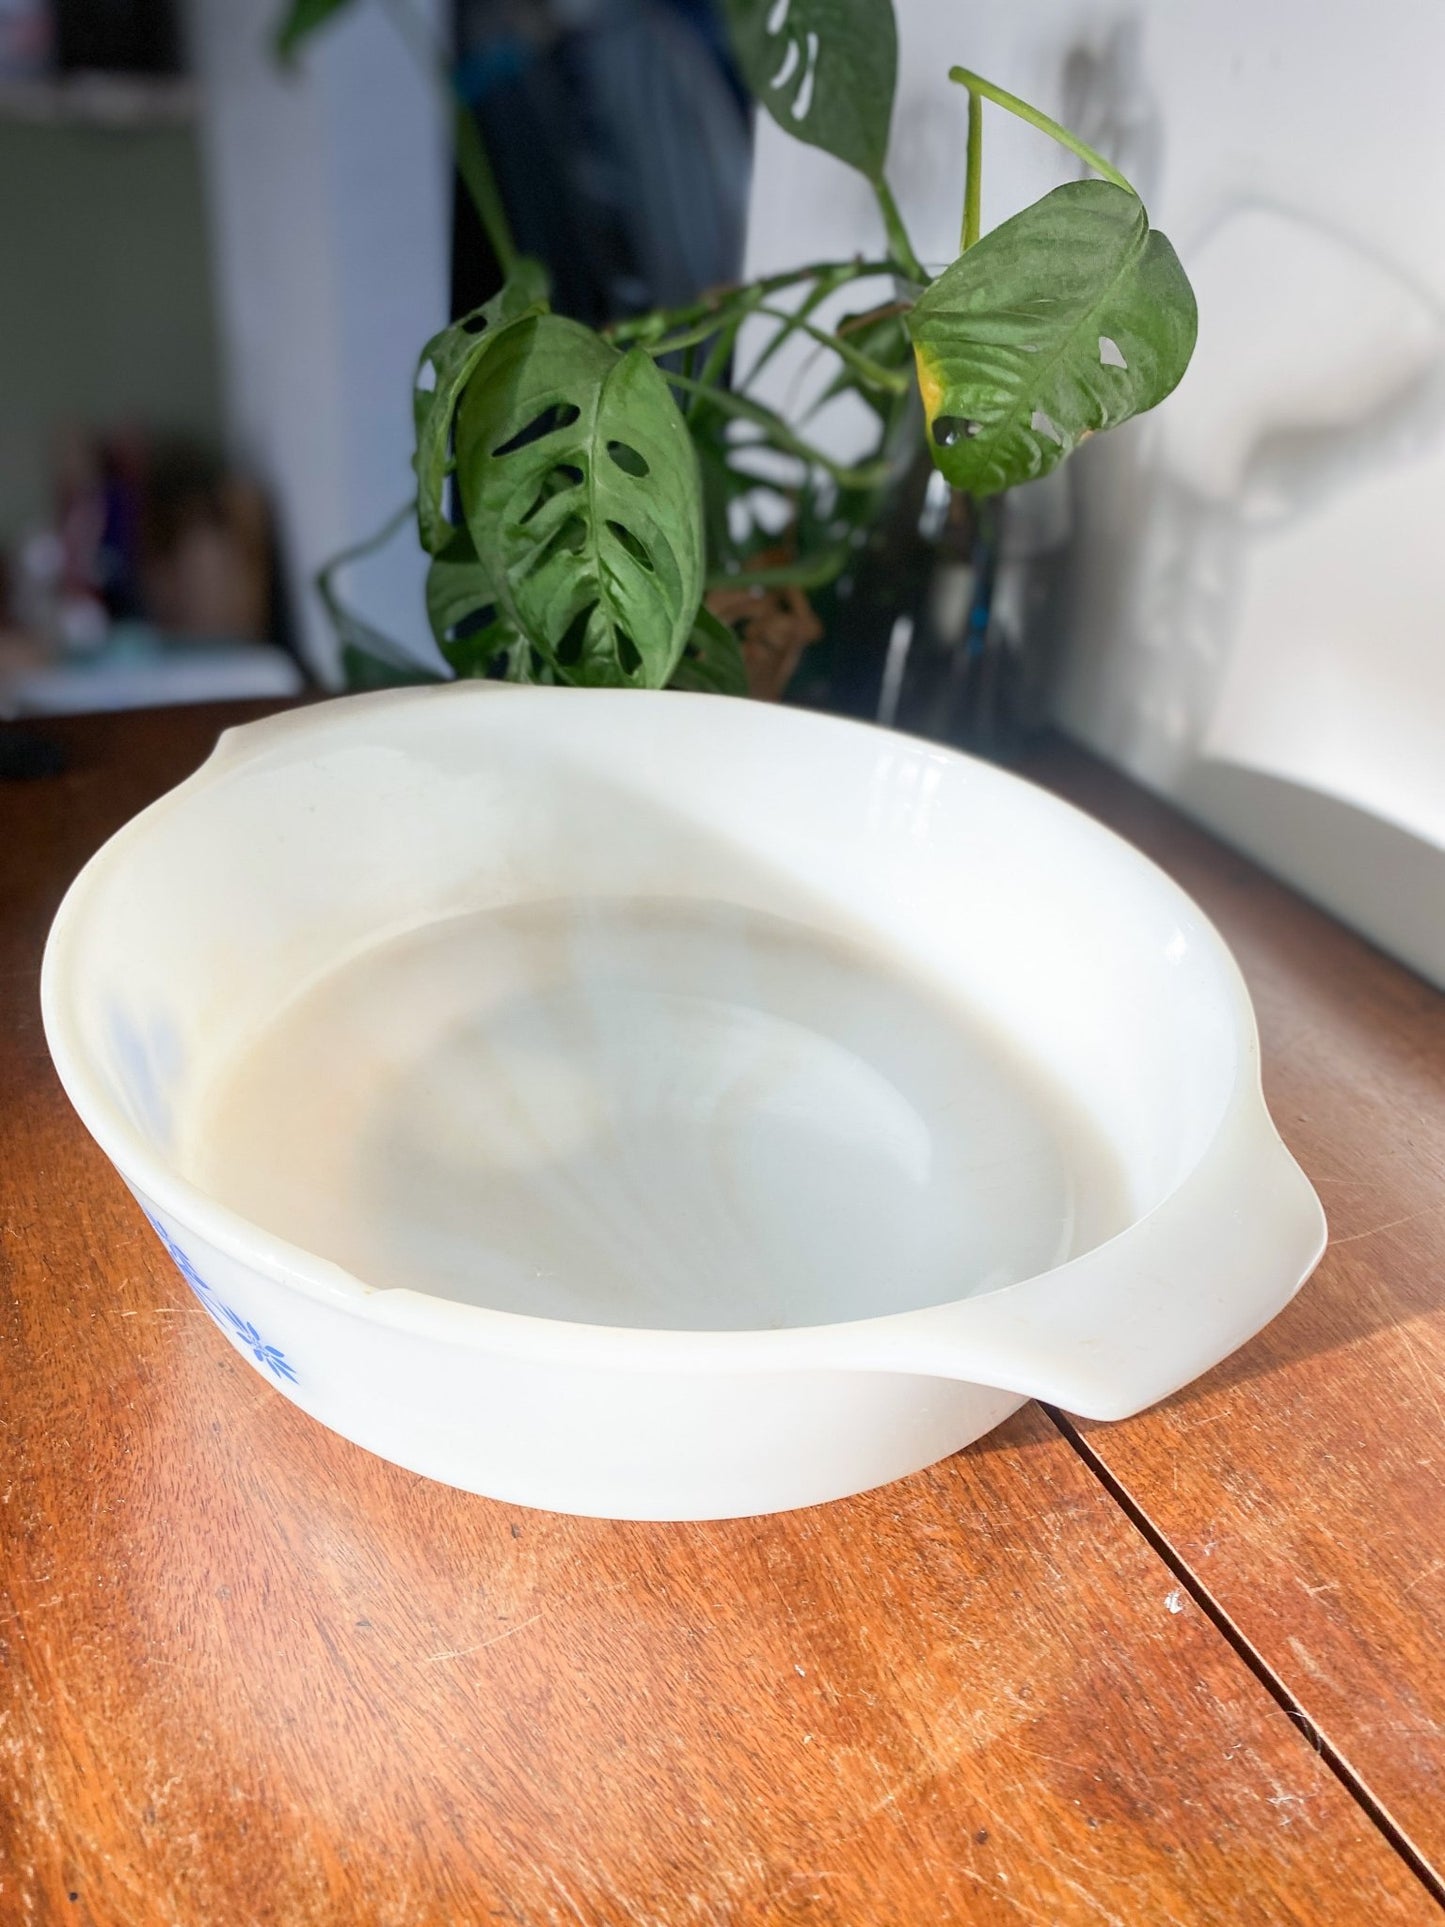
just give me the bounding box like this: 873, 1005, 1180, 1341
41, 686, 1325, 1519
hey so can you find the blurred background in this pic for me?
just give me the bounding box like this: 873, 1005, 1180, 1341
1, 0, 1441, 984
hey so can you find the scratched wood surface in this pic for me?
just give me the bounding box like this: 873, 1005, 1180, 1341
1025, 744, 1445, 1884
0, 703, 1439, 1926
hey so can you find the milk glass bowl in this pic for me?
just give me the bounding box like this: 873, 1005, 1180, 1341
41, 686, 1325, 1519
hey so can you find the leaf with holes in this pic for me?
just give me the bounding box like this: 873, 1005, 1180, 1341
413, 258, 550, 556
669, 606, 748, 696
424, 526, 528, 679
455, 314, 705, 688
907, 180, 1197, 497
725, 0, 896, 181
273, 0, 356, 60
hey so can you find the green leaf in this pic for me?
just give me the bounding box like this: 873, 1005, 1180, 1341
424, 526, 496, 644
725, 0, 897, 181
412, 259, 550, 556
669, 606, 748, 696
455, 314, 705, 688
422, 525, 525, 679
273, 0, 354, 60
907, 180, 1197, 497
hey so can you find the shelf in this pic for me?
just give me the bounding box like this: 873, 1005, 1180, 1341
0, 72, 198, 129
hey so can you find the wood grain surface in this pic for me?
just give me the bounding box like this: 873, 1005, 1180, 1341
2, 703, 1441, 1926
1025, 744, 1445, 1883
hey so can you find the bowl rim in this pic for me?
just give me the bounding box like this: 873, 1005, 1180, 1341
40, 683, 1284, 1371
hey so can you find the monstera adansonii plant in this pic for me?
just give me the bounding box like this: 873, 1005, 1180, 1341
280, 1, 1197, 697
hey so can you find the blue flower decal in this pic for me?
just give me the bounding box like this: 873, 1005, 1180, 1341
146, 1210, 214, 1300
220, 1305, 300, 1383
143, 1210, 299, 1387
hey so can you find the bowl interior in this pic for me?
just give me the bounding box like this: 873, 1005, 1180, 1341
50, 688, 1244, 1331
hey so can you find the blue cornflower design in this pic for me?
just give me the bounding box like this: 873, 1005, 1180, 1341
221, 1306, 300, 1383
142, 1210, 299, 1386
145, 1209, 214, 1300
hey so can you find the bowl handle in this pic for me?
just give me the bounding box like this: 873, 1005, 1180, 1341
863, 1102, 1325, 1420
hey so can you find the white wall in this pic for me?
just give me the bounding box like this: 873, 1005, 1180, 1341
188, 0, 451, 682
744, 0, 1445, 985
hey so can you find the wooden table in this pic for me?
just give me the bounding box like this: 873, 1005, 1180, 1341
3, 703, 1442, 1926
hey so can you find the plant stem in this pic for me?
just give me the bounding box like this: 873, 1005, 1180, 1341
753, 304, 910, 393
378, 0, 519, 275
452, 102, 519, 277
315, 501, 444, 682
686, 318, 744, 420
665, 373, 892, 491
650, 295, 907, 395
317, 501, 415, 604
873, 178, 927, 285
645, 313, 755, 359
706, 545, 851, 593
605, 258, 899, 348
947, 66, 1136, 195
961, 84, 983, 250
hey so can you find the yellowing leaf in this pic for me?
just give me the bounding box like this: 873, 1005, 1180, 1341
908, 180, 1197, 497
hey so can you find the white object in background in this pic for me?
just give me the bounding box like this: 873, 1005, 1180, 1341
187, 0, 450, 685
2, 638, 304, 718
42, 686, 1323, 1520
742, 2, 1445, 986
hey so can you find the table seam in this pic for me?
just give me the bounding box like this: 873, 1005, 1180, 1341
1046, 1404, 1445, 1913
